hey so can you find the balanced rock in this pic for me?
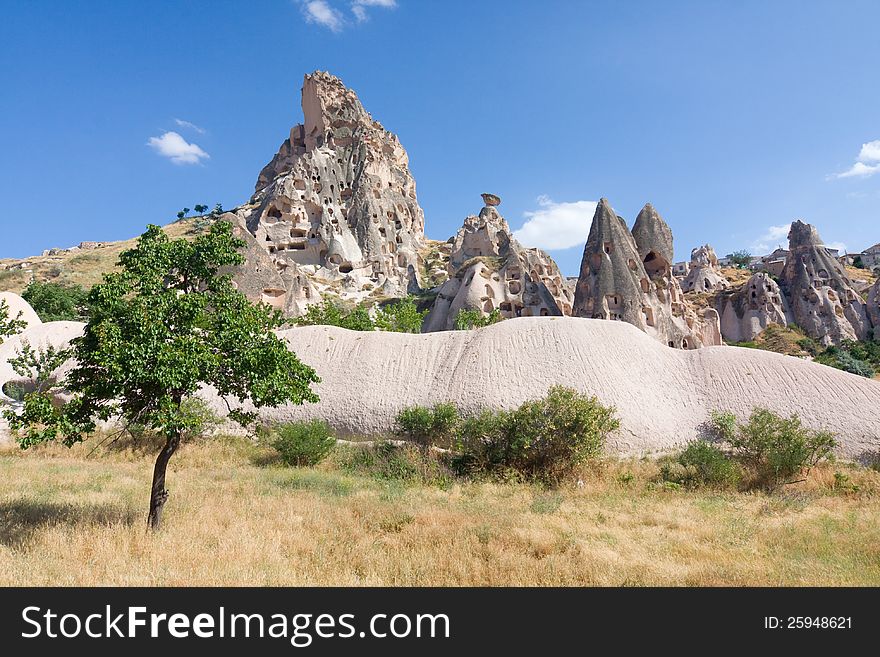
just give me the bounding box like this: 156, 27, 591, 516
423, 199, 571, 331
573, 200, 721, 349
779, 221, 870, 345
681, 244, 730, 293
718, 272, 792, 343
231, 71, 425, 314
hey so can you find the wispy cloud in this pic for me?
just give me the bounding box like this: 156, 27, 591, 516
750, 224, 790, 253
173, 118, 206, 135
298, 0, 397, 31
828, 139, 880, 179
146, 131, 210, 165
513, 196, 598, 250
352, 0, 397, 22
301, 0, 344, 32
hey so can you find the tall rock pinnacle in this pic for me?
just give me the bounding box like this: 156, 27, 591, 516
231, 71, 425, 314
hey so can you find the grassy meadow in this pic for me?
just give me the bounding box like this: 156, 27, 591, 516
2, 436, 879, 586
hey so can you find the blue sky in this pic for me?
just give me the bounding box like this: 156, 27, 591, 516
1, 1, 878, 275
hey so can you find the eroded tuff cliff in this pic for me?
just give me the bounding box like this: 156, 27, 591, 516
230, 71, 425, 314
423, 195, 571, 331
573, 200, 721, 349
779, 221, 870, 345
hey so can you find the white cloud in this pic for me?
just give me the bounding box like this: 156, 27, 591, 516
512, 196, 598, 250
146, 131, 210, 165
301, 0, 344, 32
858, 140, 880, 163
173, 118, 206, 135
829, 139, 880, 179
352, 0, 397, 22
750, 224, 791, 253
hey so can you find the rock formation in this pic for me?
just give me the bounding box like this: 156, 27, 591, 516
867, 278, 880, 341
0, 292, 41, 331
779, 220, 870, 345
717, 272, 792, 343
423, 196, 571, 332
230, 71, 425, 314
681, 244, 730, 293
572, 200, 721, 349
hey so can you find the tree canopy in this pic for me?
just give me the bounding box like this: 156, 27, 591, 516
5, 221, 320, 528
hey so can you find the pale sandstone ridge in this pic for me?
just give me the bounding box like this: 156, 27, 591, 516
780, 220, 870, 345
231, 71, 425, 314
573, 200, 721, 349
681, 244, 730, 293
4, 318, 877, 457
423, 196, 572, 331
0, 292, 42, 330
222, 319, 880, 459
718, 272, 792, 343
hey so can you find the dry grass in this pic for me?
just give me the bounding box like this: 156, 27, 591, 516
2, 438, 879, 586
0, 220, 198, 294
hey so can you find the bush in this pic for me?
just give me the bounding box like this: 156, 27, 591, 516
453, 308, 502, 330
396, 402, 460, 448
725, 408, 837, 490
296, 300, 375, 331
454, 386, 619, 484
660, 440, 742, 489
375, 297, 427, 333
21, 281, 89, 322
816, 347, 875, 378
271, 420, 336, 466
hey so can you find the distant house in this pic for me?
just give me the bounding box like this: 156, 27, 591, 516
672, 261, 690, 277
861, 243, 880, 271
748, 250, 786, 277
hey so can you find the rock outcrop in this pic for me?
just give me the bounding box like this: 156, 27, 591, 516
0, 292, 41, 331
867, 278, 880, 341
423, 196, 571, 332
681, 244, 729, 293
779, 221, 870, 345
572, 200, 721, 349
231, 71, 425, 314
718, 272, 792, 343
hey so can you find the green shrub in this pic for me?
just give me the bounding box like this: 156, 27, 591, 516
453, 308, 502, 330
816, 348, 874, 377
396, 402, 460, 448
21, 280, 89, 322
295, 300, 375, 331
727, 408, 837, 490
660, 440, 741, 489
271, 420, 336, 466
708, 410, 737, 442
375, 297, 427, 333
454, 386, 619, 484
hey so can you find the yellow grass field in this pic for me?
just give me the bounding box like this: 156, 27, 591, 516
1, 438, 879, 586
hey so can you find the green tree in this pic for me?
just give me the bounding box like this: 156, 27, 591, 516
454, 308, 502, 330
176, 211, 186, 220
0, 299, 27, 344
375, 297, 427, 333
21, 280, 89, 322
193, 204, 208, 215
4, 221, 320, 530
728, 250, 752, 268
295, 300, 375, 331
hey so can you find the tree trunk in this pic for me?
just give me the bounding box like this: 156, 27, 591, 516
147, 431, 181, 531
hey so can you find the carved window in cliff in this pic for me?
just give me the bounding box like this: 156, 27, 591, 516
643, 251, 669, 279
640, 278, 650, 293
603, 242, 613, 255
642, 306, 655, 327
682, 338, 690, 349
